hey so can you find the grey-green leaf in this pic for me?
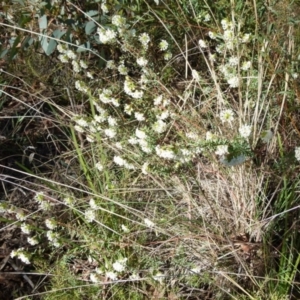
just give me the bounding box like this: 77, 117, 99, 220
39, 15, 47, 30
85, 21, 96, 35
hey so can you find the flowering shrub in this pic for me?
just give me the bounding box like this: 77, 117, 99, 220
3, 0, 300, 299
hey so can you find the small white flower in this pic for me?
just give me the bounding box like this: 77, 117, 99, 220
86, 135, 95, 143
106, 271, 118, 281
118, 64, 128, 75
39, 201, 51, 211
159, 40, 168, 51
45, 219, 57, 230
85, 209, 96, 223
129, 273, 140, 280
18, 252, 31, 264
57, 44, 66, 53
155, 145, 175, 159
204, 14, 211, 22
186, 132, 198, 140
158, 111, 169, 120
134, 112, 145, 121
144, 218, 155, 228
89, 198, 98, 210
34, 192, 44, 202
153, 120, 167, 133
128, 136, 138, 144
112, 15, 126, 27
137, 57, 148, 67
220, 109, 234, 123
215, 145, 228, 156
15, 210, 26, 221
223, 29, 234, 41
58, 54, 68, 63
114, 156, 126, 166
108, 116, 117, 126
154, 95, 163, 106
295, 147, 300, 161
124, 104, 133, 115
27, 237, 39, 246
64, 197, 75, 207
46, 231, 60, 245
206, 131, 215, 140
241, 61, 251, 71
239, 124, 252, 138
106, 60, 115, 69
115, 142, 123, 149
101, 3, 109, 13
198, 39, 207, 48
139, 139, 152, 153
71, 60, 80, 72
164, 52, 172, 61
121, 224, 129, 232
90, 273, 100, 283
136, 128, 147, 140
21, 223, 31, 234
227, 76, 240, 88
104, 128, 117, 138
86, 72, 94, 79
242, 33, 251, 43
66, 50, 76, 59
98, 28, 117, 44
79, 60, 88, 69
208, 31, 217, 39
76, 118, 89, 127
74, 125, 84, 133
139, 33, 151, 48
113, 259, 127, 272
96, 162, 103, 171
228, 56, 239, 66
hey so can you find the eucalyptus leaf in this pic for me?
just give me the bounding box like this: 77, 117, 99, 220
76, 42, 91, 52
39, 15, 47, 30
46, 39, 57, 55
53, 29, 66, 39
86, 10, 99, 17
85, 21, 96, 35
220, 155, 248, 167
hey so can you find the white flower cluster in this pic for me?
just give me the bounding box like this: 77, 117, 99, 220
202, 19, 252, 88
21, 223, 31, 234
220, 109, 234, 123
34, 191, 51, 211
159, 39, 168, 51
112, 257, 127, 272
295, 147, 300, 161
90, 257, 128, 283
113, 156, 135, 169
134, 128, 152, 153
112, 15, 126, 28
124, 76, 144, 99
155, 145, 176, 160
239, 124, 252, 138
215, 145, 228, 156
11, 248, 30, 264
45, 218, 57, 230
46, 231, 61, 247
138, 32, 150, 49
97, 27, 117, 44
